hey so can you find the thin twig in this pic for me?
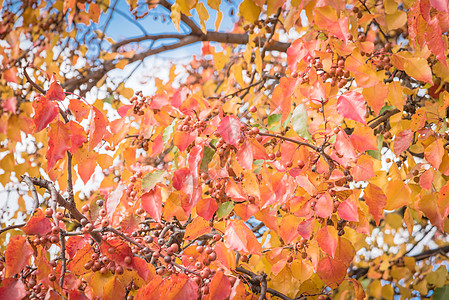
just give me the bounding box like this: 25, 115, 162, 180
21, 176, 40, 212
59, 231, 67, 288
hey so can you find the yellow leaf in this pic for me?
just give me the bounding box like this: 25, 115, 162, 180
207, 0, 220, 10
170, 2, 181, 31
115, 59, 128, 70
196, 2, 209, 34
241, 170, 260, 198
239, 0, 261, 23
291, 259, 313, 283
255, 48, 263, 75
215, 11, 223, 30
404, 57, 433, 85
385, 10, 407, 30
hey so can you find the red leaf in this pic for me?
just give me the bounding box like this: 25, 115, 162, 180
315, 192, 333, 218
88, 106, 107, 150
196, 197, 218, 220
163, 273, 198, 300
419, 168, 435, 190
337, 91, 366, 124
426, 17, 447, 66
317, 225, 339, 258
68, 289, 90, 300
237, 140, 253, 170
67, 121, 87, 153
224, 220, 261, 254
33, 96, 59, 132
393, 129, 413, 156
46, 120, 71, 171
22, 209, 52, 235
337, 195, 359, 222
173, 168, 194, 195
68, 98, 90, 122
335, 130, 357, 159
430, 0, 448, 11
204, 271, 231, 300
141, 187, 163, 223
329, 17, 350, 44
287, 39, 311, 70
2, 97, 17, 113
67, 244, 95, 275
106, 184, 125, 219
352, 155, 375, 182
317, 256, 347, 287
0, 278, 27, 300
188, 145, 203, 178
217, 116, 242, 147
66, 236, 87, 259
5, 236, 33, 277
46, 78, 65, 101
297, 218, 313, 240
101, 238, 134, 268
335, 238, 356, 266
364, 183, 387, 226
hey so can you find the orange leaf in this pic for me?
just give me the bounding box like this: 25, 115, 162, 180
163, 273, 198, 300
404, 57, 434, 84
184, 216, 211, 240
68, 98, 90, 122
362, 83, 389, 114
5, 236, 33, 277
349, 126, 377, 153
67, 121, 87, 153
425, 17, 447, 66
103, 277, 125, 300
88, 106, 107, 150
100, 238, 134, 268
204, 271, 231, 300
317, 256, 347, 287
173, 131, 196, 152
67, 243, 95, 275
32, 96, 59, 132
22, 209, 52, 235
438, 181, 449, 219
317, 225, 339, 258
364, 183, 386, 225
223, 220, 261, 254
214, 241, 236, 271
279, 214, 300, 244
335, 237, 355, 265
419, 168, 435, 190
196, 197, 218, 220
337, 91, 366, 124
425, 138, 444, 169
3, 67, 17, 83
46, 120, 71, 171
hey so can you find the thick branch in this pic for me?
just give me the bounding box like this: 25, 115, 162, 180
236, 267, 292, 300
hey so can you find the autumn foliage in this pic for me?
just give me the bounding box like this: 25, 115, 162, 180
2, 0, 449, 299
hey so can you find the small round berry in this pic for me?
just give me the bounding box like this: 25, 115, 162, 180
45, 208, 53, 217
124, 256, 132, 265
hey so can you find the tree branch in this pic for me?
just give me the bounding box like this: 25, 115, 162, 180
158, 0, 203, 36
23, 175, 102, 243
368, 108, 401, 129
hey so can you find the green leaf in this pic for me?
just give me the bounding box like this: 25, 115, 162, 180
366, 150, 381, 160
268, 114, 281, 127
163, 123, 175, 143
141, 170, 165, 192
291, 104, 311, 140
433, 284, 449, 299
379, 105, 395, 115
200, 146, 214, 173
216, 201, 234, 218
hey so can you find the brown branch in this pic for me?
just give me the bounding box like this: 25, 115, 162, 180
158, 0, 203, 36
0, 223, 27, 235
23, 66, 45, 94
236, 267, 291, 300
21, 176, 39, 213
368, 108, 401, 129
24, 176, 102, 243
357, 0, 389, 41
